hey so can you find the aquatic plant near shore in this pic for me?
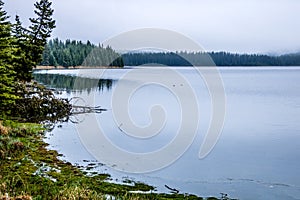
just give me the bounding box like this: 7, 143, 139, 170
0, 121, 212, 199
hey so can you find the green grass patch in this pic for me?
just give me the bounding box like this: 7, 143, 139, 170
0, 120, 221, 199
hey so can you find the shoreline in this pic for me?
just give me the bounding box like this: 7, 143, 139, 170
0, 120, 207, 199
34, 65, 300, 70
35, 66, 123, 70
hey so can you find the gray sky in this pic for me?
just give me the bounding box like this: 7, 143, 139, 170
4, 0, 300, 54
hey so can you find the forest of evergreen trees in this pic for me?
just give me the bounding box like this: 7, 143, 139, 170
121, 51, 300, 66
40, 39, 124, 67
40, 41, 300, 67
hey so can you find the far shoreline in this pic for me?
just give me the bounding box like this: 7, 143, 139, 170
34, 65, 123, 70
34, 65, 300, 70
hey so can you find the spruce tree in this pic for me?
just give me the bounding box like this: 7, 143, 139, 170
28, 0, 56, 64
12, 15, 33, 81
0, 0, 18, 113
12, 0, 56, 81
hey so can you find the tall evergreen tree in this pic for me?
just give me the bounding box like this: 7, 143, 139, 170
28, 0, 56, 63
12, 0, 56, 81
0, 0, 18, 112
12, 15, 33, 81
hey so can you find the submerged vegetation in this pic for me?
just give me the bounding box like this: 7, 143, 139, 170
0, 121, 157, 199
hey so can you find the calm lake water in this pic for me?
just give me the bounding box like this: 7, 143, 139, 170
34, 67, 300, 200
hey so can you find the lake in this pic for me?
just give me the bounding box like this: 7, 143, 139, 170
34, 67, 300, 200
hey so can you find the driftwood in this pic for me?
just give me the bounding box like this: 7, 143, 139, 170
164, 185, 179, 194
71, 105, 107, 115
70, 97, 107, 115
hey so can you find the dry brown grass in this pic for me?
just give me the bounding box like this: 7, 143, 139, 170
57, 186, 105, 200
0, 122, 9, 135
1, 183, 32, 199
0, 193, 32, 200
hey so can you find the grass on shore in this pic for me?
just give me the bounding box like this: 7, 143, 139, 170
0, 120, 208, 200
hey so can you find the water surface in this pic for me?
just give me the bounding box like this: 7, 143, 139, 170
34, 67, 300, 200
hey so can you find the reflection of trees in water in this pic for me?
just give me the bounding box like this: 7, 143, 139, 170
33, 73, 114, 93
33, 73, 113, 127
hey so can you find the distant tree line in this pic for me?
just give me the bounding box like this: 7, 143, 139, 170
210, 52, 300, 66
40, 39, 300, 67
40, 39, 124, 67
121, 51, 300, 66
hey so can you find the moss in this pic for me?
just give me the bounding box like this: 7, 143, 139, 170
0, 121, 225, 199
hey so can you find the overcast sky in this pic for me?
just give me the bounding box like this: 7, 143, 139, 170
4, 0, 300, 54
